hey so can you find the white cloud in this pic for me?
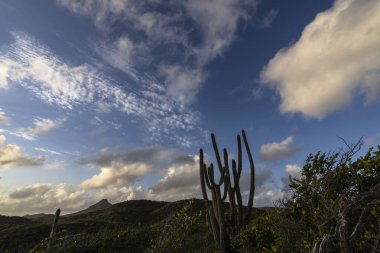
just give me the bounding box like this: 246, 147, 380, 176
259, 136, 299, 161
237, 167, 277, 206
0, 32, 201, 146
249, 165, 300, 207
147, 155, 200, 201
0, 110, 10, 125
285, 164, 302, 178
94, 36, 143, 77
0, 184, 89, 215
261, 0, 380, 119
78, 147, 179, 203
243, 167, 272, 191
81, 162, 150, 189
16, 118, 65, 141
160, 65, 204, 105
281, 164, 303, 193
254, 188, 284, 207
80, 147, 175, 201
0, 135, 5, 144
0, 143, 45, 169
95, 186, 145, 204
44, 161, 63, 170
147, 155, 274, 203
57, 0, 259, 104
9, 184, 52, 199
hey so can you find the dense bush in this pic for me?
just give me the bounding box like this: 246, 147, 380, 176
149, 199, 217, 253
231, 145, 380, 252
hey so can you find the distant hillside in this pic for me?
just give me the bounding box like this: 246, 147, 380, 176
0, 215, 33, 224
23, 213, 55, 222
0, 199, 269, 253
22, 199, 112, 222
66, 199, 112, 217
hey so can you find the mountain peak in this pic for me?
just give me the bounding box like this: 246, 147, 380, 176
67, 199, 112, 217
85, 199, 112, 212
98, 199, 111, 205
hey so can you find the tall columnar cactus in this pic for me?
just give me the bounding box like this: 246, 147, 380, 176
200, 130, 255, 253
46, 208, 61, 253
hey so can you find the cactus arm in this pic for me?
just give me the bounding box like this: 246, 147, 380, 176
211, 133, 223, 172
242, 130, 255, 226
208, 164, 217, 187
203, 164, 213, 189
221, 171, 229, 201
237, 135, 242, 178
232, 159, 243, 229
200, 149, 209, 201
221, 148, 230, 201
211, 133, 226, 186
200, 149, 220, 246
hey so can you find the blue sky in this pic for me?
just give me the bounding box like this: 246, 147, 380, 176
0, 0, 379, 215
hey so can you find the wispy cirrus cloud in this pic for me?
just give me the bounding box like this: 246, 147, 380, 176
35, 147, 62, 156
261, 0, 380, 119
15, 118, 65, 141
57, 0, 260, 104
0, 32, 201, 146
256, 9, 278, 28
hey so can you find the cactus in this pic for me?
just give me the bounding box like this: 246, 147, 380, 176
199, 130, 256, 253
46, 208, 61, 253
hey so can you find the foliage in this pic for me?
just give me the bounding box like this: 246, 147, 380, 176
29, 226, 155, 253
232, 208, 301, 253
149, 199, 216, 253
231, 144, 380, 253
0, 199, 207, 253
287, 144, 380, 252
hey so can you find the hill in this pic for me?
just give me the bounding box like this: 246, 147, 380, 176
0, 215, 33, 225
22, 199, 113, 223
0, 199, 209, 252
0, 198, 269, 252
65, 198, 112, 217
23, 213, 55, 222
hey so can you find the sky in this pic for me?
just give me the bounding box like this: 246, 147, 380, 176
0, 0, 379, 216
